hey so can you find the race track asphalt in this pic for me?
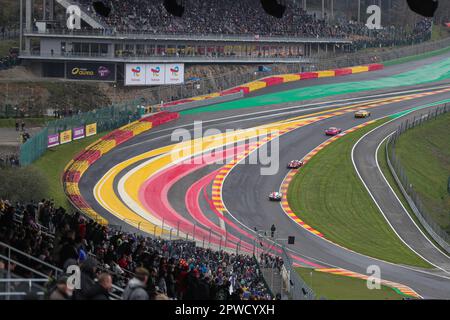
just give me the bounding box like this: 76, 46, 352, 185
77, 53, 450, 298
220, 92, 450, 299
352, 106, 450, 271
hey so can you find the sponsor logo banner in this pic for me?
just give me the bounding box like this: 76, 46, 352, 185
125, 64, 146, 86
86, 123, 97, 137
125, 64, 183, 86
73, 126, 85, 140
60, 129, 72, 145
47, 133, 60, 148
66, 62, 115, 81
165, 64, 184, 84
146, 64, 166, 85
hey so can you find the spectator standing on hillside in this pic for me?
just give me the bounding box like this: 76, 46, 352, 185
20, 120, 25, 132
15, 120, 19, 131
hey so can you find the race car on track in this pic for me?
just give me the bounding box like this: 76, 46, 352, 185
287, 160, 304, 169
325, 127, 342, 136
269, 192, 282, 201
354, 110, 371, 118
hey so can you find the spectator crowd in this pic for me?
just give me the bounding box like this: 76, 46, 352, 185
0, 199, 277, 300
71, 0, 432, 47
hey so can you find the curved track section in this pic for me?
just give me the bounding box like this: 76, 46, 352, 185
77, 60, 450, 298
352, 108, 450, 271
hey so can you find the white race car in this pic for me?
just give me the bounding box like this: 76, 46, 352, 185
269, 192, 283, 201
287, 160, 304, 169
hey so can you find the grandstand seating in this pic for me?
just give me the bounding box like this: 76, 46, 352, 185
72, 0, 432, 46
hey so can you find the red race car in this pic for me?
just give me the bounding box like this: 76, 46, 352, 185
287, 160, 304, 169
325, 127, 343, 136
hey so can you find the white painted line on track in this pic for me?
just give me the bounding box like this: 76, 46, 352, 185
376, 134, 450, 260
351, 112, 450, 276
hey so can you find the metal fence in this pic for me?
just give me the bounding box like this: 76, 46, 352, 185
386, 103, 450, 253
280, 246, 315, 300
19, 99, 142, 166
0, 29, 19, 41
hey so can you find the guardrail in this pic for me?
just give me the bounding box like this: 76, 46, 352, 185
20, 51, 310, 63
386, 103, 450, 254
24, 28, 351, 44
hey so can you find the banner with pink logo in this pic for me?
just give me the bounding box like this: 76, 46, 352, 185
47, 134, 60, 148
73, 126, 85, 140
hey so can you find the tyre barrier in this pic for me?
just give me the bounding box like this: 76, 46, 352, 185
62, 111, 180, 225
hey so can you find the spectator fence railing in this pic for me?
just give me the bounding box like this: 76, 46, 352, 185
0, 241, 124, 299
386, 103, 450, 254
25, 28, 351, 43
0, 278, 48, 299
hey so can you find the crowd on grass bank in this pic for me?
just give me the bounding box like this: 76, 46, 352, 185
0, 199, 280, 300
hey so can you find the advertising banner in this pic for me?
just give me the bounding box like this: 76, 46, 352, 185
73, 126, 85, 140
47, 133, 60, 148
124, 64, 183, 86
86, 123, 97, 137
164, 63, 185, 84
125, 64, 146, 86
60, 129, 72, 145
66, 62, 116, 81
146, 64, 165, 85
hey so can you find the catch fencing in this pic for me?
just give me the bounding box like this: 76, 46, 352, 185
386, 103, 450, 253
280, 246, 315, 300
19, 100, 142, 166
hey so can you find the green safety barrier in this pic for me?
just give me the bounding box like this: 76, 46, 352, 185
19, 100, 145, 166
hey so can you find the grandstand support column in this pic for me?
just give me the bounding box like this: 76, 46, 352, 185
322, 0, 325, 19
43, 0, 47, 20
357, 0, 361, 23
20, 0, 23, 52
25, 0, 33, 53
49, 0, 54, 20
330, 0, 334, 19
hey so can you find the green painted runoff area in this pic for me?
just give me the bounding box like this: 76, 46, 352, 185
181, 56, 450, 115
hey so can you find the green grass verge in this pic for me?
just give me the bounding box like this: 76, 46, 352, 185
295, 267, 404, 300
377, 139, 447, 254
394, 112, 450, 234
0, 117, 49, 128
31, 131, 111, 209
287, 119, 432, 268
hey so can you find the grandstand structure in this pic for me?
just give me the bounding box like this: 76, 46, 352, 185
19, 0, 353, 81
